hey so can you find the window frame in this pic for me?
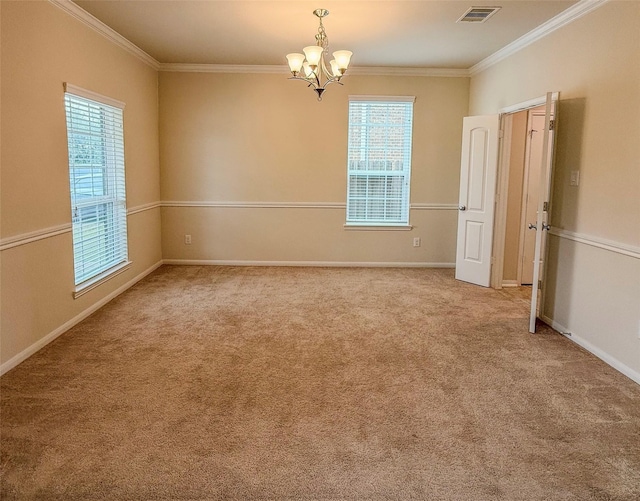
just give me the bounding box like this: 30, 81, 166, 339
63, 83, 130, 298
345, 95, 415, 229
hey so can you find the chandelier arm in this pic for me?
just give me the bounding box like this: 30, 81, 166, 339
319, 78, 343, 91
321, 60, 336, 82
288, 75, 320, 90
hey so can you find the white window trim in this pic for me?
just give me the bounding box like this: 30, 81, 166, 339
64, 83, 125, 110
73, 260, 132, 299
349, 95, 416, 103
65, 83, 129, 295
346, 96, 415, 226
343, 224, 413, 231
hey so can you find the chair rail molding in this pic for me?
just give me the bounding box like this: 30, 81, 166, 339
127, 202, 162, 215
1, 203, 161, 251
161, 201, 457, 210
549, 228, 640, 260
0, 224, 72, 251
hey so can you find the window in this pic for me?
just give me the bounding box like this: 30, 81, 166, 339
64, 84, 128, 292
346, 96, 415, 226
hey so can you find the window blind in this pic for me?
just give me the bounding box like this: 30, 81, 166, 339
346, 97, 414, 225
64, 89, 128, 286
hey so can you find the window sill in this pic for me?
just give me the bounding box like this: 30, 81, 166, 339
73, 261, 132, 299
343, 224, 413, 231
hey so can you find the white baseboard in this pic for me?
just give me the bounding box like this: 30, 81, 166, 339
161, 259, 456, 268
541, 315, 640, 386
0, 260, 163, 376
501, 280, 519, 288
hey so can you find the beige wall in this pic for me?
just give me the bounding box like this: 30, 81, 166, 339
1, 1, 162, 368
470, 1, 640, 379
470, 1, 639, 246
159, 72, 469, 264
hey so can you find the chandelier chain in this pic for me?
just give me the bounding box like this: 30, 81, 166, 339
315, 18, 328, 50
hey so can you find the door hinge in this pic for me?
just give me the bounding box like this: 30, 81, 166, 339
538, 280, 542, 290
543, 201, 549, 212
549, 119, 555, 131
498, 129, 504, 139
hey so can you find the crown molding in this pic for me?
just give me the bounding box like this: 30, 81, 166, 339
349, 66, 469, 78
48, 0, 160, 70
470, 0, 609, 76
159, 63, 469, 77
49, 0, 605, 79
159, 64, 288, 74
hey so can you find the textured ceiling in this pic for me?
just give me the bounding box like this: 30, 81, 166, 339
74, 1, 579, 68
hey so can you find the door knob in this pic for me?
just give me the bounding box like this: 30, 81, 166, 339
528, 223, 537, 230
459, 205, 466, 211
542, 223, 551, 231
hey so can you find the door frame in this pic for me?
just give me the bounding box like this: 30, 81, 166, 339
491, 93, 559, 292
517, 108, 546, 286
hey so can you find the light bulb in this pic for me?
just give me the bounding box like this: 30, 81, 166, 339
333, 50, 353, 71
286, 53, 305, 74
330, 59, 341, 77
302, 61, 315, 78
303, 45, 324, 68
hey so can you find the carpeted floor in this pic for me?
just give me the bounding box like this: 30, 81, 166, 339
1, 266, 639, 500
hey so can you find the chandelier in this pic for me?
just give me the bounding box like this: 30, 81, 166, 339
285, 9, 353, 101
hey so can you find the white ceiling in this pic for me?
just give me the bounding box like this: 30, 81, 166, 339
73, 0, 579, 69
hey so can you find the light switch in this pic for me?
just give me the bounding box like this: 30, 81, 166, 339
570, 170, 580, 187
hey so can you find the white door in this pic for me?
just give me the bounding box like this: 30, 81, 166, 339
529, 92, 558, 332
455, 115, 500, 287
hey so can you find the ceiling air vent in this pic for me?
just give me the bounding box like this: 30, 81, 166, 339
457, 6, 501, 23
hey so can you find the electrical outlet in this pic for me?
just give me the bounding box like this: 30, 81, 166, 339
185, 234, 192, 245
570, 170, 580, 187
413, 237, 421, 247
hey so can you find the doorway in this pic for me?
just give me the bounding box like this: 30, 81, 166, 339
488, 93, 558, 333
456, 93, 558, 333
501, 106, 546, 288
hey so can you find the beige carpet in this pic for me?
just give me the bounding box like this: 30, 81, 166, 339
1, 266, 639, 500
